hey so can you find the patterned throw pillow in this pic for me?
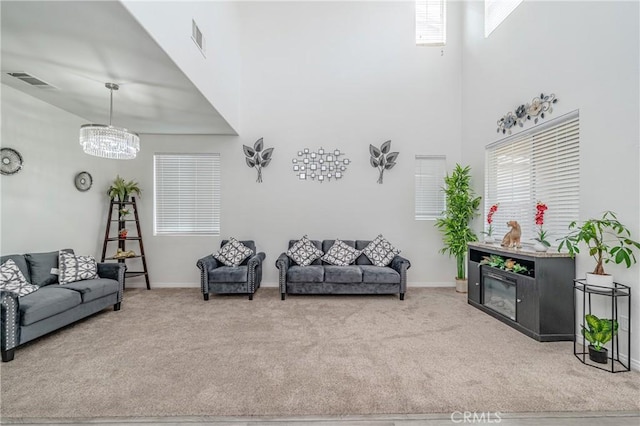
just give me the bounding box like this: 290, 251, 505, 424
58, 251, 98, 284
213, 238, 254, 267
321, 239, 362, 266
0, 259, 39, 297
286, 236, 324, 267
362, 234, 400, 267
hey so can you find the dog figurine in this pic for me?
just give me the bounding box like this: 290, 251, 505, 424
501, 220, 522, 248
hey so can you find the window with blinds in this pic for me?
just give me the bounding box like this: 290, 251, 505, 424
154, 153, 221, 236
416, 0, 446, 46
485, 0, 523, 37
484, 111, 580, 246
415, 155, 446, 220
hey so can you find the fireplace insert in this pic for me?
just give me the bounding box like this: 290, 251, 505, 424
482, 269, 517, 321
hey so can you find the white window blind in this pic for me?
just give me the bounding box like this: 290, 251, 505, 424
485, 0, 523, 37
415, 155, 446, 220
154, 153, 221, 236
484, 111, 580, 246
416, 0, 446, 46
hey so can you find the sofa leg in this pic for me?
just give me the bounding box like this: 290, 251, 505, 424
204, 293, 209, 301
114, 302, 121, 311
400, 293, 405, 301
2, 349, 15, 362
249, 293, 253, 301
281, 293, 286, 301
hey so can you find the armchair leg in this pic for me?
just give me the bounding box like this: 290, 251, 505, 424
2, 349, 15, 362
114, 302, 121, 311
249, 293, 253, 301
203, 293, 209, 301
400, 293, 405, 301
281, 293, 286, 301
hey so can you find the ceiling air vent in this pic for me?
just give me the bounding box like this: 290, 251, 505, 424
6, 72, 57, 89
191, 19, 206, 58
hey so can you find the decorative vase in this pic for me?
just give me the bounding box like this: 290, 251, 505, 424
484, 236, 494, 244
533, 242, 548, 252
585, 272, 614, 288
588, 345, 608, 364
455, 278, 468, 294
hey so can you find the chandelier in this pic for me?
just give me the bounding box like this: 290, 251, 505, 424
79, 83, 140, 160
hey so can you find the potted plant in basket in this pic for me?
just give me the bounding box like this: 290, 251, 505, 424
435, 164, 482, 293
557, 211, 640, 286
108, 175, 141, 202
581, 314, 618, 364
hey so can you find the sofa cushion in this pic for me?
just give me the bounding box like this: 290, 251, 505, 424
25, 250, 72, 287
360, 265, 401, 284
324, 265, 363, 283
286, 236, 324, 267
361, 234, 400, 267
213, 238, 254, 267
321, 240, 361, 266
0, 259, 39, 297
0, 254, 30, 282
59, 251, 98, 284
354, 241, 373, 265
54, 279, 119, 303
19, 287, 82, 326
287, 265, 324, 283
209, 266, 248, 283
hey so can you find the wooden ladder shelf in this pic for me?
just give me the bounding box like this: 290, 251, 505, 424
101, 197, 150, 289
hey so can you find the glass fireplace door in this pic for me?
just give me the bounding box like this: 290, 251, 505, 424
482, 272, 517, 321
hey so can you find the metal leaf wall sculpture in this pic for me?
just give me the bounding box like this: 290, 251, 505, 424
369, 140, 399, 184
243, 138, 274, 183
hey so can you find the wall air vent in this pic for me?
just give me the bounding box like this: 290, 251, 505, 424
6, 72, 57, 89
191, 19, 206, 58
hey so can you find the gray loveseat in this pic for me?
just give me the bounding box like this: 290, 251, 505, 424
276, 239, 410, 300
1, 250, 125, 362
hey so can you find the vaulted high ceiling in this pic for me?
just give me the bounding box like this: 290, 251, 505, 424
1, 1, 236, 135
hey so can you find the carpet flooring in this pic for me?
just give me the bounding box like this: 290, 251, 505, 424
1, 288, 639, 419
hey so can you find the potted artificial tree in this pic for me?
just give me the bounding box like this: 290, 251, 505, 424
108, 175, 141, 202
435, 164, 481, 293
558, 211, 640, 287
581, 314, 618, 364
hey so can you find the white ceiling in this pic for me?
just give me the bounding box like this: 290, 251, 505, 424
1, 1, 236, 135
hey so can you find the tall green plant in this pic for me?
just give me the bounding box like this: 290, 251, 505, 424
435, 164, 481, 280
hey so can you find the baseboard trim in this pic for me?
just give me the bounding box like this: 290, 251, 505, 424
126, 281, 456, 289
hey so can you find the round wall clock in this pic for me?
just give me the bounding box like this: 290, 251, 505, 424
74, 171, 93, 192
0, 147, 23, 175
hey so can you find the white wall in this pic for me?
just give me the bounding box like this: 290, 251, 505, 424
118, 1, 465, 288
121, 0, 241, 133
1, 85, 119, 256
461, 1, 640, 368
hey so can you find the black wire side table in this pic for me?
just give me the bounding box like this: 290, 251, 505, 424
573, 279, 631, 373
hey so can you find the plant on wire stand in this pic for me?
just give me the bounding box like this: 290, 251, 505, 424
435, 164, 481, 293
557, 211, 640, 286
581, 314, 618, 364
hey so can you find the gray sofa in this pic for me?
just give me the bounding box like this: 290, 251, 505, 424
1, 250, 125, 362
276, 239, 410, 300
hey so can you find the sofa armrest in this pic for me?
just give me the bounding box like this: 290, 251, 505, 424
390, 255, 411, 295
196, 255, 220, 296
97, 262, 126, 304
275, 253, 290, 296
247, 252, 266, 294
1, 291, 20, 353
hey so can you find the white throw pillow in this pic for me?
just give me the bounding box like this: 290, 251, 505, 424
0, 259, 39, 297
58, 251, 98, 284
362, 234, 400, 267
286, 236, 324, 267
321, 239, 361, 266
213, 238, 254, 267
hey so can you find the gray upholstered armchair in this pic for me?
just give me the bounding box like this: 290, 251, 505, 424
196, 240, 265, 301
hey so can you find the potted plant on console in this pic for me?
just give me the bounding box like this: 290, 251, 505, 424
582, 314, 618, 364
435, 164, 481, 293
558, 211, 640, 287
